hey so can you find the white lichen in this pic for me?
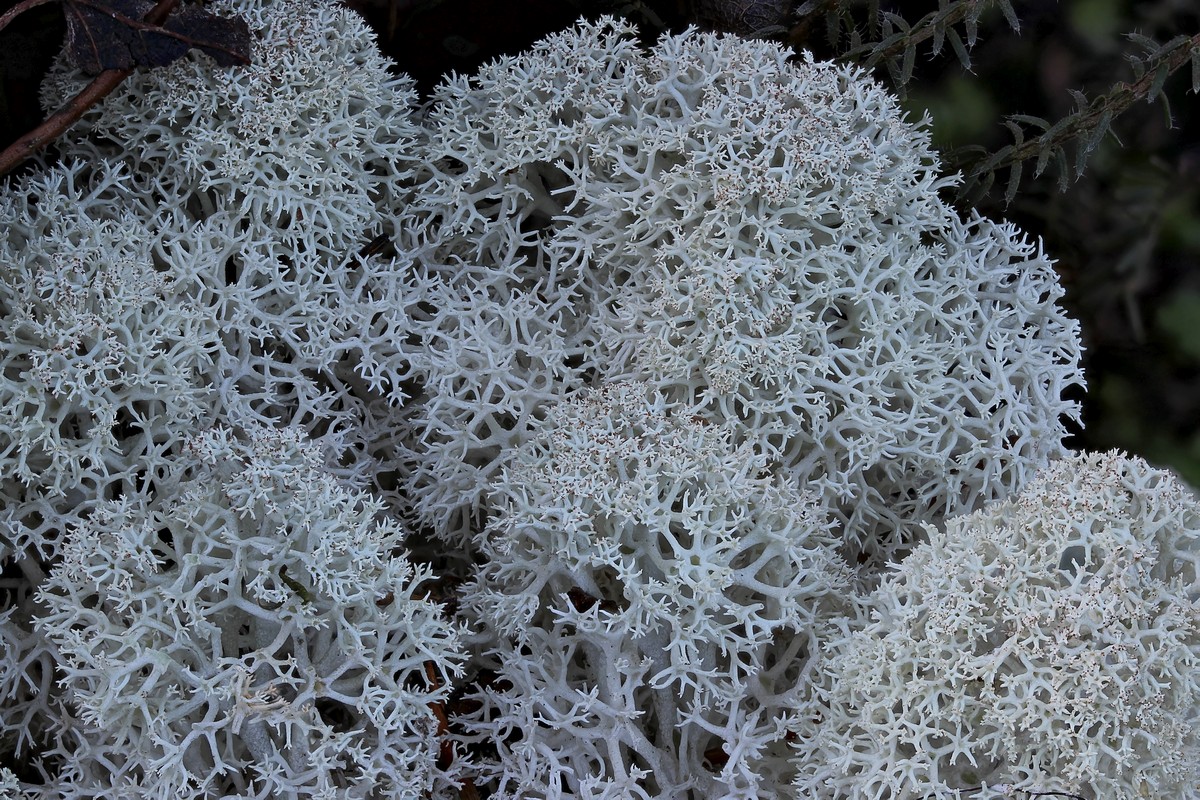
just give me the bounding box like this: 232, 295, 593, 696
458, 382, 860, 799
33, 424, 465, 799
396, 18, 1084, 570
792, 451, 1200, 800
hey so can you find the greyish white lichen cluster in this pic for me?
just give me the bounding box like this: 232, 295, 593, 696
1, 2, 1197, 799
399, 18, 1083, 575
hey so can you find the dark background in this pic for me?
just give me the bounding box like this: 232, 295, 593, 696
3, 0, 1197, 485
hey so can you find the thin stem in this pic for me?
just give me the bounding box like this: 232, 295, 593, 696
962, 30, 1200, 192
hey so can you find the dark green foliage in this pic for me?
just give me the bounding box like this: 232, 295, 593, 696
950, 29, 1199, 204
783, 1, 1196, 208
797, 0, 1020, 83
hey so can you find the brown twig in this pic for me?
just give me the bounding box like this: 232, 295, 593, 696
423, 660, 452, 757
421, 658, 480, 800
0, 0, 181, 178
0, 0, 57, 32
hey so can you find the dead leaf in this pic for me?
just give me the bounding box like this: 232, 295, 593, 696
64, 0, 250, 75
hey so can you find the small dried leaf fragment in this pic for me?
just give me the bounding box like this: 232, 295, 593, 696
65, 0, 250, 75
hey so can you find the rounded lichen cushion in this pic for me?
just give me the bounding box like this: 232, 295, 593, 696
397, 18, 1084, 572
792, 451, 1200, 799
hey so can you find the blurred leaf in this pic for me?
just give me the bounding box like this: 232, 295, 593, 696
947, 27, 970, 69
996, 0, 1018, 33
